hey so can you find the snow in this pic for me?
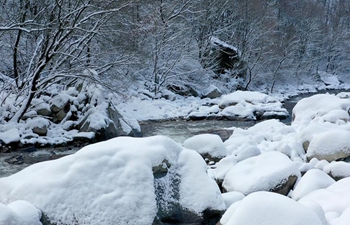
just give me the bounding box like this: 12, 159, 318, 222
300, 177, 350, 225
306, 130, 350, 161
0, 200, 42, 225
323, 161, 350, 179
183, 134, 227, 159
0, 128, 20, 144
291, 169, 335, 200
292, 93, 350, 125
219, 91, 278, 108
318, 71, 340, 87
221, 105, 255, 120
222, 151, 300, 195
221, 192, 245, 209
0, 135, 224, 225
220, 191, 323, 225
177, 149, 226, 213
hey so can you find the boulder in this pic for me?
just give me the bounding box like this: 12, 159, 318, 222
324, 161, 350, 181
222, 151, 300, 195
0, 136, 225, 225
306, 130, 350, 162
183, 134, 227, 163
202, 85, 223, 99
291, 169, 335, 200
219, 192, 324, 225
0, 200, 42, 225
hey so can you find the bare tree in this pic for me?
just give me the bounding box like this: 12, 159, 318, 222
0, 0, 131, 122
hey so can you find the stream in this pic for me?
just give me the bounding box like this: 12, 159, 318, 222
0, 89, 348, 178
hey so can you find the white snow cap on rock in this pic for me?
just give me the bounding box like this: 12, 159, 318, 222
183, 133, 227, 159
223, 151, 300, 195
300, 177, 350, 225
291, 169, 335, 200
0, 136, 224, 225
0, 200, 42, 225
306, 129, 350, 161
292, 93, 350, 125
220, 191, 324, 225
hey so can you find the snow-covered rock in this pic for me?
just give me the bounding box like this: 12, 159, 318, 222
324, 161, 350, 180
183, 134, 227, 162
306, 130, 350, 161
220, 191, 324, 225
300, 177, 350, 225
291, 169, 335, 200
202, 85, 223, 99
0, 200, 42, 225
0, 128, 20, 145
221, 192, 245, 209
0, 136, 225, 225
222, 151, 300, 195
292, 93, 350, 124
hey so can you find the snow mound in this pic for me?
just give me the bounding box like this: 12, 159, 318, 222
219, 91, 278, 108
0, 128, 20, 144
0, 136, 224, 225
183, 134, 227, 161
300, 177, 350, 225
0, 200, 42, 225
292, 94, 350, 125
306, 130, 350, 161
220, 191, 323, 225
323, 161, 350, 180
223, 151, 300, 195
291, 169, 335, 200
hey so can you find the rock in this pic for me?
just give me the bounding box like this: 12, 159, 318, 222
220, 192, 324, 225
32, 126, 48, 136
0, 128, 20, 145
203, 85, 223, 99
25, 117, 50, 136
306, 130, 350, 162
50, 94, 70, 113
324, 161, 350, 181
183, 134, 227, 163
223, 151, 300, 195
291, 169, 335, 200
0, 136, 225, 225
5, 155, 24, 165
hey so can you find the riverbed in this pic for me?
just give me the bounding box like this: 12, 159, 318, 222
0, 89, 348, 178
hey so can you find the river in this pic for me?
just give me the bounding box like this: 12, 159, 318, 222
0, 89, 347, 178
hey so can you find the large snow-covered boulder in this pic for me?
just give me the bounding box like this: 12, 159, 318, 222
183, 134, 227, 162
306, 130, 350, 162
0, 200, 42, 225
0, 136, 225, 225
222, 151, 300, 195
220, 191, 324, 225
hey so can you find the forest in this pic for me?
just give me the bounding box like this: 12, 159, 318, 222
0, 0, 349, 121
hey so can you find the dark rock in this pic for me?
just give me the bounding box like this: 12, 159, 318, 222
32, 126, 48, 136
203, 85, 223, 99
5, 155, 24, 165
20, 146, 37, 153
270, 175, 298, 196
